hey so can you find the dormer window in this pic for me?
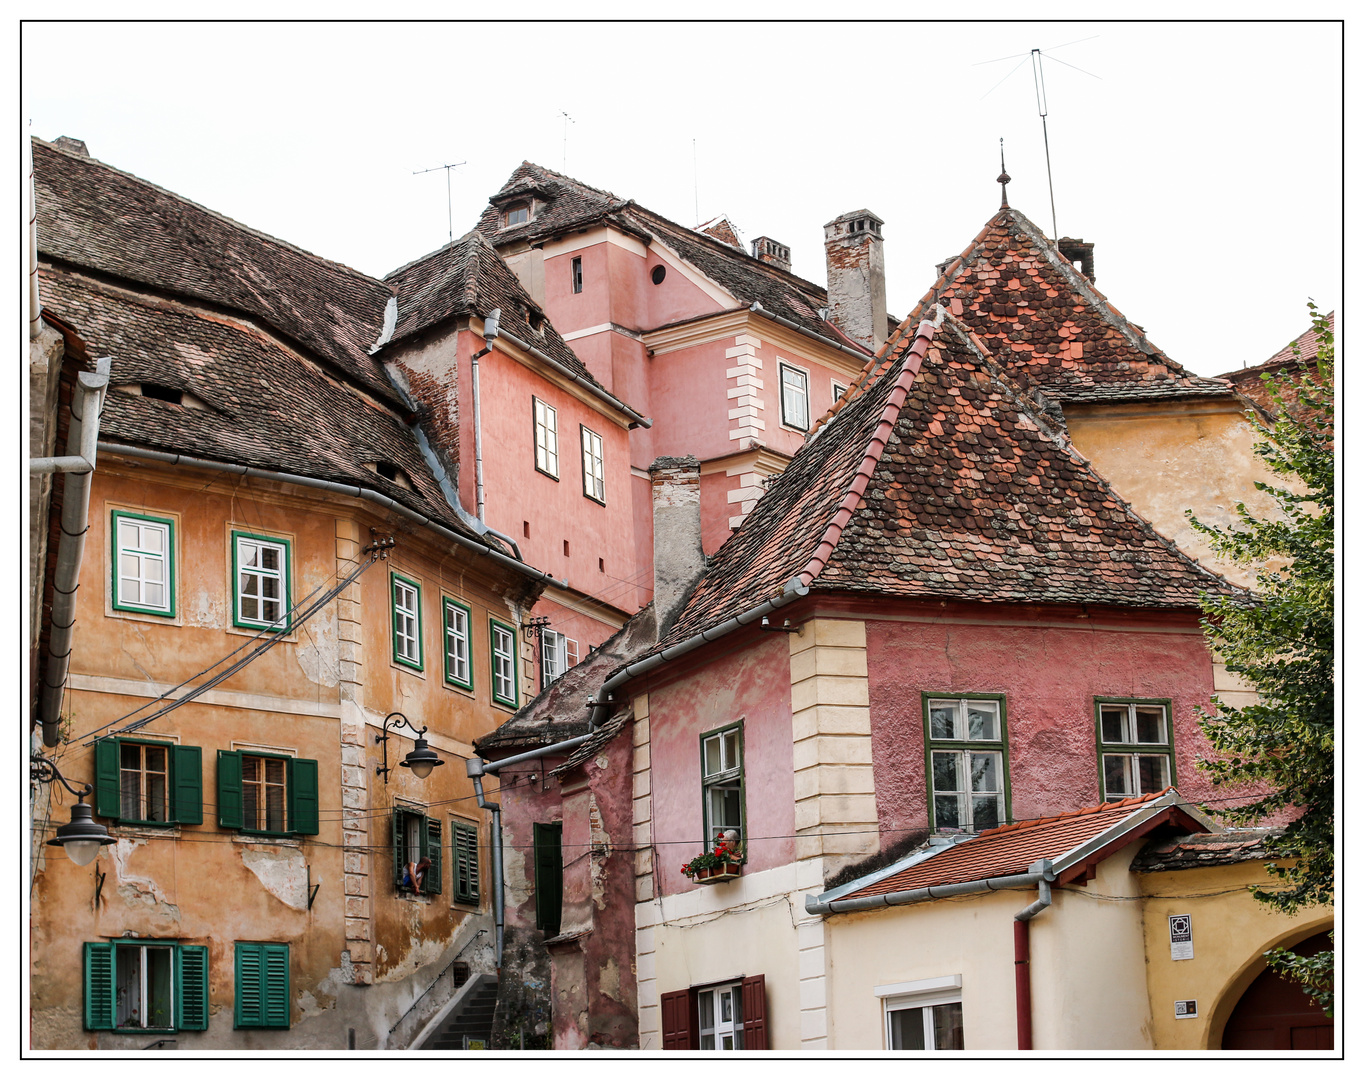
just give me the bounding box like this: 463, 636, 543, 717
365, 461, 415, 491
113, 383, 209, 410
504, 202, 530, 227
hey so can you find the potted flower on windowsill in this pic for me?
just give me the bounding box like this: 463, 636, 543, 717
681, 834, 743, 884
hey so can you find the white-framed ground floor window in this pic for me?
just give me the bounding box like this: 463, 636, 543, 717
698, 981, 744, 1049
878, 975, 964, 1050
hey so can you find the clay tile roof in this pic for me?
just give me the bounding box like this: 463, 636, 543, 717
475, 161, 631, 247
696, 215, 744, 250
1129, 827, 1280, 873
1217, 311, 1334, 418
655, 309, 1245, 650
32, 137, 401, 406
834, 790, 1207, 903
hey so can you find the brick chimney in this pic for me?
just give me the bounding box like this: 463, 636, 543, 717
750, 236, 792, 273
1057, 237, 1095, 283
649, 456, 705, 632
823, 210, 887, 352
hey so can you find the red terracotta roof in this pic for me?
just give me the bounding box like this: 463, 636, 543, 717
1217, 311, 1334, 418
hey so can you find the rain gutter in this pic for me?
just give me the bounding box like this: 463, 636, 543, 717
747, 301, 874, 364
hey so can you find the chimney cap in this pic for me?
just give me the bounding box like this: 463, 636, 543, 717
53, 136, 89, 157
824, 208, 884, 229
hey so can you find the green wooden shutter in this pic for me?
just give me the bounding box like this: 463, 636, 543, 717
262, 944, 290, 1028
217, 750, 243, 829
171, 745, 203, 826
235, 942, 288, 1028
235, 942, 262, 1028
289, 757, 319, 835
392, 810, 404, 888
94, 739, 120, 820
175, 945, 209, 1031
84, 942, 116, 1031
533, 822, 563, 936
453, 823, 479, 904
425, 818, 442, 895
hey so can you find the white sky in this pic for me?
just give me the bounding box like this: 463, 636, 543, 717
21, 18, 1344, 378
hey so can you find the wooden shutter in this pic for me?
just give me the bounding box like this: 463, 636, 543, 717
454, 822, 479, 903
262, 943, 290, 1027
533, 822, 563, 936
424, 817, 442, 895
741, 974, 768, 1050
176, 945, 209, 1030
392, 810, 405, 888
217, 750, 243, 829
660, 988, 694, 1050
289, 757, 319, 835
236, 942, 262, 1027
83, 942, 116, 1030
172, 745, 203, 826
93, 739, 120, 820
236, 942, 290, 1028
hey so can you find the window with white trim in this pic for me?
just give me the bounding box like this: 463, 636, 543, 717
233, 532, 290, 630
701, 723, 744, 846
926, 696, 1009, 832
443, 598, 472, 690
832, 379, 849, 402
571, 256, 583, 294
112, 510, 175, 616
491, 618, 518, 708
541, 628, 579, 688
779, 363, 809, 430
879, 976, 964, 1050
392, 572, 423, 670
698, 982, 745, 1050
581, 425, 605, 503
1097, 700, 1174, 801
533, 397, 559, 478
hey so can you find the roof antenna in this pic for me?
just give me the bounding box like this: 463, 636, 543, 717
560, 111, 575, 172
413, 160, 467, 245
1030, 48, 1059, 240
692, 138, 699, 227
997, 138, 1011, 209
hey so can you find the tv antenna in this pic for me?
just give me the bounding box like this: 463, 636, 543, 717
560, 110, 575, 172
692, 138, 699, 226
413, 160, 467, 245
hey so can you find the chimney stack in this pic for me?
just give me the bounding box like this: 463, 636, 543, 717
823, 210, 887, 352
750, 236, 792, 273
649, 456, 705, 632
1057, 237, 1095, 283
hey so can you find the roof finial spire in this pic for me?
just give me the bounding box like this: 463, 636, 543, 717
997, 138, 1011, 209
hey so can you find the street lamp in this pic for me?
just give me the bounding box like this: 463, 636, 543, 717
375, 712, 445, 784
32, 753, 117, 866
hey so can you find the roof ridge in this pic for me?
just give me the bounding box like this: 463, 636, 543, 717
510, 160, 623, 203
382, 230, 479, 283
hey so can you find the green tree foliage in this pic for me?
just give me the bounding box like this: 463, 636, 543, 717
1189, 303, 1334, 1013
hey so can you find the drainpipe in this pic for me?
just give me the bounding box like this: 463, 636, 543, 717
469, 308, 499, 523
1013, 859, 1054, 1051
33, 358, 112, 745
465, 762, 507, 966
29, 141, 42, 341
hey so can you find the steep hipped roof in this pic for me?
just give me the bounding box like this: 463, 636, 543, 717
656, 310, 1244, 648
890, 206, 1232, 404
32, 137, 401, 406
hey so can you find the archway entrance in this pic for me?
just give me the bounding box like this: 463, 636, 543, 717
1220, 931, 1333, 1049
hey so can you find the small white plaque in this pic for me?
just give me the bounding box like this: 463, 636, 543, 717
1174, 999, 1198, 1019
1169, 913, 1194, 960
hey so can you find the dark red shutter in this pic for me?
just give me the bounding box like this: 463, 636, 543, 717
741, 974, 768, 1050
661, 988, 694, 1050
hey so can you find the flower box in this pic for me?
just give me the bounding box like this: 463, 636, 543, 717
681, 837, 744, 884
688, 858, 742, 884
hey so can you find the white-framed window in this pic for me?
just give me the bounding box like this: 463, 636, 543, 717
490, 618, 518, 708
581, 425, 605, 503
571, 256, 583, 294
392, 572, 423, 670
533, 397, 559, 478
541, 628, 579, 689
926, 696, 1009, 832
443, 598, 472, 690
233, 532, 290, 630
832, 379, 849, 402
701, 723, 744, 846
112, 510, 175, 616
779, 363, 810, 431
879, 975, 964, 1050
698, 982, 745, 1050
1097, 700, 1174, 801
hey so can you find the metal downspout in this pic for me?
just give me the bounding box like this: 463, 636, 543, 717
1013, 860, 1054, 1051
29, 140, 42, 340
472, 316, 492, 522
466, 763, 505, 966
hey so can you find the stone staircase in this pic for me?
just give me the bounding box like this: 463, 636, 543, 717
417, 973, 498, 1050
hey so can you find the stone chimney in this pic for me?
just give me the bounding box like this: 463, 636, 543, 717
53, 137, 89, 157
1057, 237, 1095, 283
750, 236, 792, 273
649, 456, 705, 632
823, 210, 887, 352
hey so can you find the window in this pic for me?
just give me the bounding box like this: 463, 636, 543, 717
541, 628, 579, 689
83, 941, 208, 1033
779, 363, 809, 430
504, 202, 530, 227
392, 809, 442, 896
533, 821, 563, 936
698, 982, 746, 1049
924, 695, 1009, 832
832, 379, 849, 402
217, 751, 319, 836
93, 739, 202, 827
232, 531, 290, 631
443, 598, 473, 690
571, 256, 583, 294
533, 397, 559, 478
880, 976, 964, 1050
1096, 699, 1175, 801
391, 572, 423, 670
490, 618, 518, 708
234, 942, 290, 1029
701, 723, 744, 848
660, 976, 768, 1050
451, 819, 480, 905
581, 425, 606, 504
111, 510, 175, 616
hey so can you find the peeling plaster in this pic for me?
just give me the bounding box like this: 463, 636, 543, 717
295, 607, 340, 688
187, 586, 224, 628
241, 848, 309, 909
110, 838, 182, 922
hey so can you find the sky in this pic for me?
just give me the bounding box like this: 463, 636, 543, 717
21, 18, 1344, 378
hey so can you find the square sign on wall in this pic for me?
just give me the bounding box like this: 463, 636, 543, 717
1175, 1000, 1198, 1019
1169, 913, 1194, 960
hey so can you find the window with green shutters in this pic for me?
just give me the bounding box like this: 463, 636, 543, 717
234, 942, 290, 1029
216, 751, 319, 836
93, 739, 202, 827
451, 819, 480, 905
392, 808, 442, 896
83, 941, 208, 1032
533, 821, 563, 936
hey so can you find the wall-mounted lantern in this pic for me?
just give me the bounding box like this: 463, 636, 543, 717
374, 712, 444, 784
32, 752, 117, 866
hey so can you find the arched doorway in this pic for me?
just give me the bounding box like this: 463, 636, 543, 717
1220, 930, 1333, 1049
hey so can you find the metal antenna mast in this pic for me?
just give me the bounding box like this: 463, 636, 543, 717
692, 138, 699, 226
413, 161, 467, 245
560, 111, 574, 171
1030, 48, 1059, 240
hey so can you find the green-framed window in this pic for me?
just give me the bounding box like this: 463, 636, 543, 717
923, 694, 1010, 832
533, 821, 563, 936
392, 808, 443, 896
490, 618, 518, 708
443, 598, 473, 690
1096, 698, 1176, 801
700, 722, 745, 849
451, 819, 480, 905
391, 571, 423, 670
234, 942, 290, 1029
232, 531, 291, 631
533, 397, 559, 479
581, 424, 605, 504
84, 940, 208, 1032
93, 738, 202, 827
217, 751, 319, 836
111, 509, 176, 616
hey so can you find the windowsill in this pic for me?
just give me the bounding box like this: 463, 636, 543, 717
112, 824, 182, 840
232, 833, 302, 849
397, 891, 432, 903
